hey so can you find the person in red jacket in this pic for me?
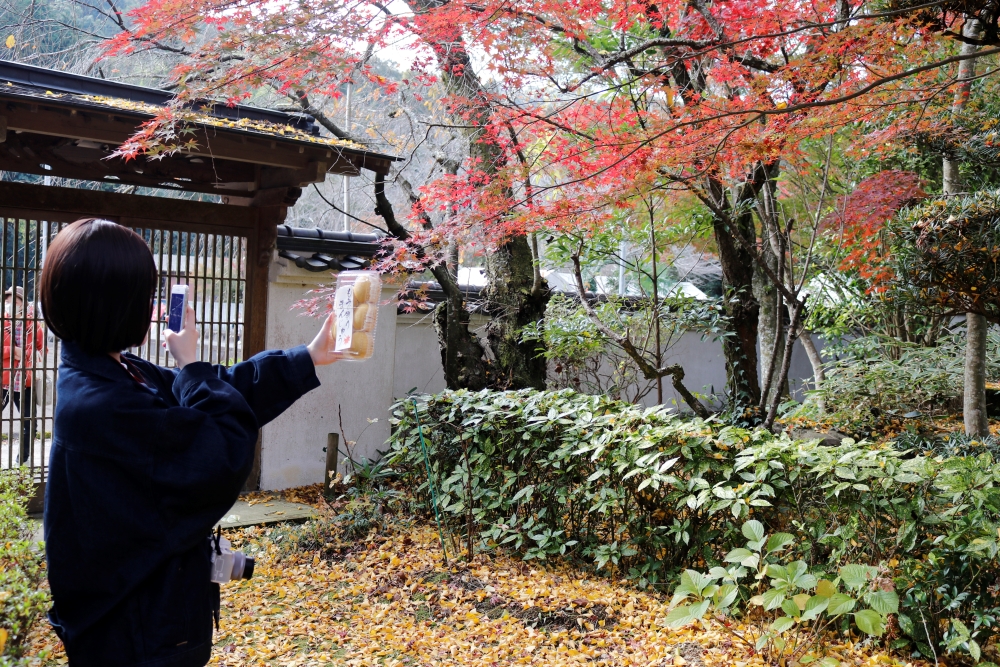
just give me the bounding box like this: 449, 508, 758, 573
3, 285, 46, 465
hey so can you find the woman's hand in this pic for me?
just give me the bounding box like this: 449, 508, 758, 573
306, 313, 339, 367
164, 306, 199, 369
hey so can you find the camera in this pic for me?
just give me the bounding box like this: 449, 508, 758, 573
209, 531, 254, 583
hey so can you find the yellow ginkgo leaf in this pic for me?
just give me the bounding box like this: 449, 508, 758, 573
5, 35, 15, 49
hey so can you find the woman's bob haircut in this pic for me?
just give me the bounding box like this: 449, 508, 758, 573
41, 218, 157, 355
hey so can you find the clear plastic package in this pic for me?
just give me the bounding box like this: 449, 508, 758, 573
329, 270, 380, 361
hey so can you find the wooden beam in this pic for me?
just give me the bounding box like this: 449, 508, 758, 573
1, 101, 394, 175
0, 181, 253, 232
0, 132, 258, 196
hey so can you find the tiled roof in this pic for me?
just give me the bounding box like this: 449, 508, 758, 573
275, 225, 382, 272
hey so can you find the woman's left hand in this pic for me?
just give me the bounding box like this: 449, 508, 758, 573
306, 313, 339, 367
164, 306, 199, 369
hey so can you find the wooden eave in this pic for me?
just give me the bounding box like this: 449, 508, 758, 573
0, 82, 399, 196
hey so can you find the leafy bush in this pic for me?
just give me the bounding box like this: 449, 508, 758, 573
809, 332, 1000, 429
390, 389, 744, 586
523, 293, 728, 403
892, 429, 1000, 459
389, 388, 1000, 662
0, 470, 49, 663
667, 519, 897, 665
891, 190, 1000, 321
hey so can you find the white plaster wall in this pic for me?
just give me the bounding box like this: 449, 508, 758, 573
260, 255, 398, 490
639, 333, 822, 409
391, 315, 824, 411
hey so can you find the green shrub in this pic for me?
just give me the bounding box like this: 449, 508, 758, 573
522, 293, 728, 403
892, 429, 1000, 458
808, 332, 1000, 428
0, 470, 49, 662
389, 388, 1000, 662
667, 519, 897, 665
389, 389, 749, 586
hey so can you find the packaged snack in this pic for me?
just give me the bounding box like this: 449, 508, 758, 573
329, 270, 380, 361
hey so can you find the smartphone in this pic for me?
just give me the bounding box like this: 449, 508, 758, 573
167, 285, 189, 333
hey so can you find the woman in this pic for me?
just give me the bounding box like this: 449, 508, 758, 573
42, 219, 338, 666
2, 285, 46, 464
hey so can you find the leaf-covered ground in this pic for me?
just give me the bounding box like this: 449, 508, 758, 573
25, 486, 934, 667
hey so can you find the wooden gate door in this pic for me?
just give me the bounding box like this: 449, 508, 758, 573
0, 182, 273, 506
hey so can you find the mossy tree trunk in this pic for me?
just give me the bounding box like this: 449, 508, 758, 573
483, 236, 548, 389
706, 170, 774, 416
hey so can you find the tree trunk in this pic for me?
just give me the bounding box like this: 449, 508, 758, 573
965, 313, 990, 436
484, 237, 548, 389
406, 0, 549, 391
375, 174, 492, 390
946, 19, 988, 437
708, 177, 764, 415
755, 223, 784, 408
431, 266, 490, 390
799, 329, 826, 413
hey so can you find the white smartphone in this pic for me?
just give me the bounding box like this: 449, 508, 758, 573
167, 285, 189, 333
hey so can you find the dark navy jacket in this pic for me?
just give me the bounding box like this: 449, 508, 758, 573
43, 342, 321, 667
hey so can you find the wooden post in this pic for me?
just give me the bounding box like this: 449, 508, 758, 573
325, 433, 340, 497
241, 192, 298, 492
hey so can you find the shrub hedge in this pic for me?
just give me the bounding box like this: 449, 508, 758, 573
0, 470, 49, 664
389, 388, 1000, 662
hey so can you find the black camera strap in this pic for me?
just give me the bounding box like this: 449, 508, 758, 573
212, 525, 223, 555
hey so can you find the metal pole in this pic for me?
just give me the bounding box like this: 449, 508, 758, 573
342, 82, 352, 232
618, 238, 627, 295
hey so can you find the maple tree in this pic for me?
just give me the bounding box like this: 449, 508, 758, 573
49, 0, 1000, 413
831, 170, 928, 294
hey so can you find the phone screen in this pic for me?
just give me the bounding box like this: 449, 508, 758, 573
167, 286, 188, 333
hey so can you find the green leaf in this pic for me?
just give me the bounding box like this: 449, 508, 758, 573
761, 588, 786, 611
673, 599, 710, 624
742, 519, 765, 543
724, 548, 754, 564
664, 605, 697, 628
802, 595, 830, 621
951, 618, 971, 639
765, 532, 795, 554
714, 584, 739, 609
897, 613, 915, 637
866, 590, 899, 616
896, 521, 918, 551
771, 616, 796, 633
839, 564, 873, 590
792, 593, 812, 611
677, 569, 717, 596
827, 593, 856, 616
781, 598, 801, 618
854, 609, 885, 636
